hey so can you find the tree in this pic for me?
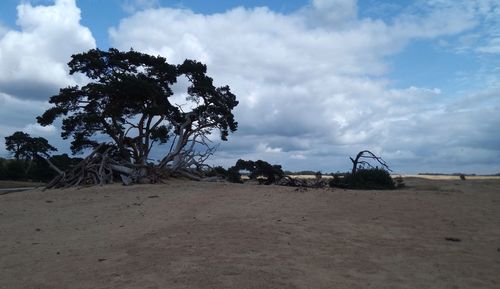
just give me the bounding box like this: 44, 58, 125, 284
4, 131, 61, 176
228, 159, 285, 185
327, 150, 395, 190
37, 48, 238, 187
5, 131, 31, 160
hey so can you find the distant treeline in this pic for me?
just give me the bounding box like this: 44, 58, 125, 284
285, 170, 336, 175
418, 172, 500, 176
0, 155, 82, 182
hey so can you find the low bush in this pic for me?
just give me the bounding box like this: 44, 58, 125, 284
204, 166, 228, 178
328, 173, 349, 188
347, 168, 395, 190
226, 159, 284, 184
329, 168, 395, 190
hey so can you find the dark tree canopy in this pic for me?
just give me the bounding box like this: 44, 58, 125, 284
5, 131, 30, 160
229, 159, 285, 185
5, 131, 57, 160
37, 48, 238, 187
38, 48, 238, 166
4, 131, 62, 179
329, 150, 395, 190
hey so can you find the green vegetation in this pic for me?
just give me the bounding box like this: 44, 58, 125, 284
225, 159, 284, 184
37, 48, 238, 187
0, 154, 82, 183
329, 168, 395, 190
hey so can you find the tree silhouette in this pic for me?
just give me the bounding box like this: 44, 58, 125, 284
37, 48, 238, 187
4, 131, 61, 175
5, 131, 31, 160
5, 132, 56, 160
229, 159, 285, 185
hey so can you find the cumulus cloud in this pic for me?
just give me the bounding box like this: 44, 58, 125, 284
107, 0, 500, 173
1, 0, 497, 174
0, 0, 95, 100
0, 92, 56, 157
0, 0, 96, 157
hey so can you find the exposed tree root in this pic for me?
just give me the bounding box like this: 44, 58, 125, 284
43, 143, 212, 189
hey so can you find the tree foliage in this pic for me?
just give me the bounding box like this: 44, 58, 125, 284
227, 159, 285, 185
329, 150, 395, 190
36, 48, 238, 187
344, 168, 395, 190
2, 132, 66, 181
38, 48, 238, 165
5, 131, 56, 160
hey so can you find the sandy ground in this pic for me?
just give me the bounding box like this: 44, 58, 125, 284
1, 178, 499, 289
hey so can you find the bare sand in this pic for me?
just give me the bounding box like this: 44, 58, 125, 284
1, 178, 499, 289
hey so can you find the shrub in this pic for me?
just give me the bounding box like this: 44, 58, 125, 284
329, 169, 395, 190
204, 166, 228, 178
347, 168, 395, 190
227, 167, 243, 183
227, 159, 284, 185
328, 173, 349, 188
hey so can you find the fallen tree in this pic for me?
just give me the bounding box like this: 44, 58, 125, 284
37, 48, 238, 188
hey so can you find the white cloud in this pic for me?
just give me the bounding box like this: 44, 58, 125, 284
477, 37, 500, 53
0, 0, 497, 174
304, 0, 358, 26
0, 0, 96, 100
122, 0, 159, 13
257, 143, 283, 154
0, 92, 59, 157
291, 153, 307, 160
0, 0, 96, 158
422, 0, 500, 55
107, 0, 500, 173
23, 123, 57, 136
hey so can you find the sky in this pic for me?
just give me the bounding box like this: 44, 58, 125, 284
0, 0, 499, 174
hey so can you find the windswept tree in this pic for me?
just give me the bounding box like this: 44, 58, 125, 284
37, 48, 238, 187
